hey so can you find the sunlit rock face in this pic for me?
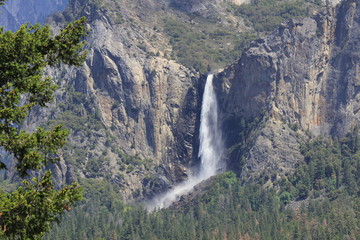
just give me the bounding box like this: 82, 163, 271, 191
324, 0, 343, 6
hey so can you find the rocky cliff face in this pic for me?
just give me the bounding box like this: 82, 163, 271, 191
0, 0, 68, 30
3, 0, 350, 201
2, 0, 252, 201
215, 0, 359, 181
16, 0, 207, 200
33, 0, 255, 200
325, 0, 343, 6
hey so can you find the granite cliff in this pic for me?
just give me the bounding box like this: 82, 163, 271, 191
214, 0, 359, 183
0, 0, 200, 199
3, 0, 248, 200
1, 0, 353, 201
38, 0, 205, 200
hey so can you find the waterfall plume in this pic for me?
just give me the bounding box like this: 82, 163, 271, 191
147, 74, 224, 210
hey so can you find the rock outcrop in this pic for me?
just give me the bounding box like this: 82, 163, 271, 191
0, 0, 68, 30
215, 0, 360, 181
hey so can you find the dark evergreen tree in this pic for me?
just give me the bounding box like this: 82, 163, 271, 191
0, 0, 88, 238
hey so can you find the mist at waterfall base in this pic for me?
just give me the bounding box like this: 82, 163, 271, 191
147, 74, 225, 210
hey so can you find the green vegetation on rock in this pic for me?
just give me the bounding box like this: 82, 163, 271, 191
234, 0, 323, 32
159, 0, 325, 73
279, 128, 360, 202
162, 16, 256, 73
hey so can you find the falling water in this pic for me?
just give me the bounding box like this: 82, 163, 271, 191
197, 74, 224, 179
148, 74, 224, 210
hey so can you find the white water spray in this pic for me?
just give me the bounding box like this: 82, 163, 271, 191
148, 74, 224, 210
198, 74, 224, 178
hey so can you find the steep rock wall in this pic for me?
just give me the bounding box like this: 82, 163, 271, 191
2, 0, 252, 201
216, 0, 360, 181
0, 0, 68, 30
15, 0, 203, 200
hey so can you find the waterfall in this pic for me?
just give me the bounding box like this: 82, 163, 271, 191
198, 74, 224, 179
147, 74, 224, 210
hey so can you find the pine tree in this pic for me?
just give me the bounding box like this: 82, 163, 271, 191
0, 0, 88, 238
